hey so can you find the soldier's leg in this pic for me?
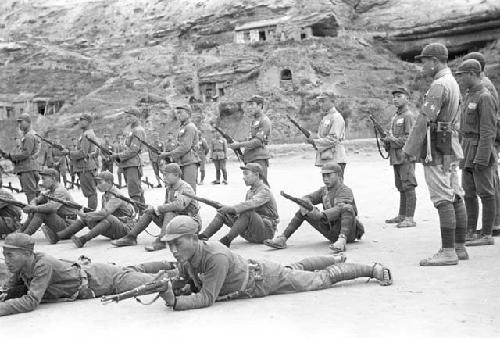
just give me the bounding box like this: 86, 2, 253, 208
125, 167, 144, 209
462, 168, 479, 238
221, 159, 227, 183
213, 159, 221, 183
338, 163, 346, 178
145, 212, 177, 252
18, 171, 38, 203
199, 159, 205, 184
41, 212, 69, 244
199, 212, 229, 240
264, 210, 309, 249
56, 219, 86, 241
494, 171, 500, 236
181, 164, 198, 192
152, 162, 162, 186
79, 171, 98, 210
112, 210, 155, 246
220, 211, 273, 246
22, 213, 45, 235
287, 254, 346, 271
117, 168, 123, 186
453, 195, 468, 259
73, 216, 128, 248
397, 163, 418, 228
330, 205, 357, 253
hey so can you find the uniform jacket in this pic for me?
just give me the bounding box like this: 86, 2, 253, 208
170, 121, 200, 166
156, 179, 201, 224
198, 138, 210, 161
386, 106, 416, 165
0, 189, 22, 220
240, 115, 271, 163
233, 181, 279, 222
210, 138, 227, 160
313, 108, 347, 166
403, 67, 462, 166
482, 76, 499, 106
148, 140, 165, 163
32, 183, 74, 216
82, 186, 135, 223
10, 129, 40, 174
69, 129, 98, 172
117, 126, 146, 168
305, 183, 357, 222
459, 83, 498, 168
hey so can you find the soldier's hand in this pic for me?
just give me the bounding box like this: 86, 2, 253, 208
228, 142, 240, 149
218, 205, 237, 215
159, 280, 176, 307
306, 207, 324, 222
159, 152, 171, 160
22, 205, 35, 213
305, 136, 315, 145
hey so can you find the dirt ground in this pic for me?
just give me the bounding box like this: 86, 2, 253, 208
2, 151, 500, 338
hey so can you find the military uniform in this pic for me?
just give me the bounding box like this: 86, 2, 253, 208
313, 107, 347, 174
238, 115, 272, 180
210, 136, 228, 183
56, 185, 135, 247
113, 140, 126, 186
51, 146, 68, 187
148, 140, 165, 183
101, 141, 114, 173
197, 137, 210, 184
0, 189, 22, 238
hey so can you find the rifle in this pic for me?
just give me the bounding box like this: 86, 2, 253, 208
0, 196, 27, 208
368, 114, 389, 159
107, 190, 148, 210
85, 136, 121, 163
279, 191, 314, 212
181, 192, 223, 209
101, 275, 190, 305
2, 182, 23, 193
68, 181, 81, 190
35, 134, 66, 152
41, 193, 94, 212
214, 126, 244, 163
132, 134, 161, 155
286, 116, 318, 150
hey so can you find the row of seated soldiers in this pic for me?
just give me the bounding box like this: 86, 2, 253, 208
0, 161, 363, 253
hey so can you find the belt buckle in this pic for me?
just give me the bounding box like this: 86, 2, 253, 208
437, 122, 450, 132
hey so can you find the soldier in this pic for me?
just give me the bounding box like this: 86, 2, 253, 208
455, 59, 497, 247
197, 134, 210, 185
68, 137, 78, 188
3, 113, 40, 203
264, 162, 364, 252
403, 43, 468, 266
68, 113, 99, 210
0, 188, 22, 239
112, 163, 201, 252
308, 95, 347, 176
159, 106, 200, 191
210, 129, 228, 184
148, 132, 165, 188
39, 131, 54, 170
383, 87, 418, 228
101, 134, 114, 173
157, 216, 391, 311
52, 171, 135, 248
198, 163, 278, 248
0, 233, 175, 316
111, 117, 146, 207
463, 52, 499, 104
51, 135, 69, 188
163, 132, 176, 164
228, 96, 272, 181
19, 169, 74, 243
114, 134, 126, 187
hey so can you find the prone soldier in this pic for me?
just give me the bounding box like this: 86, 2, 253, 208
210, 129, 228, 184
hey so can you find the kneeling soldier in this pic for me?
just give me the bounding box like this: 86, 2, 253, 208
20, 169, 74, 243
54, 171, 135, 248
158, 216, 391, 311
198, 163, 278, 248
0, 189, 22, 238
112, 163, 201, 252
264, 162, 364, 252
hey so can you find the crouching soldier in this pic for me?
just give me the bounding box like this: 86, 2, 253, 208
53, 171, 135, 248
0, 233, 176, 316
264, 162, 364, 253
198, 163, 278, 248
0, 189, 22, 238
112, 163, 201, 252
19, 169, 74, 243
157, 216, 391, 311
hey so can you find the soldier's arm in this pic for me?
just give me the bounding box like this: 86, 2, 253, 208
313, 111, 343, 151
322, 186, 355, 221
390, 113, 415, 148
169, 126, 196, 159
157, 185, 194, 213
303, 188, 324, 205
117, 130, 144, 161
173, 253, 230, 310
84, 197, 122, 222
0, 261, 53, 316
233, 188, 271, 214
9, 134, 36, 161
237, 119, 271, 149
474, 94, 497, 166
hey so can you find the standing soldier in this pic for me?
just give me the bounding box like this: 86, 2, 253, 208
2, 113, 40, 203
159, 106, 200, 192
101, 134, 114, 174
51, 135, 68, 188
383, 88, 418, 228
228, 95, 272, 181
39, 131, 54, 170
111, 117, 146, 207
68, 137, 78, 188
308, 95, 347, 176
148, 132, 165, 188
403, 43, 468, 266
114, 134, 126, 187
197, 134, 209, 185
68, 113, 99, 210
210, 129, 228, 184
455, 59, 497, 247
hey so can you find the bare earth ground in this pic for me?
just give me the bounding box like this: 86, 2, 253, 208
2, 150, 499, 338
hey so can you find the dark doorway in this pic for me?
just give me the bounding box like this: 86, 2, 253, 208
259, 30, 266, 41
280, 69, 292, 81
38, 104, 45, 116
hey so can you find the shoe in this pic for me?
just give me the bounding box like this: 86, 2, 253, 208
419, 248, 459, 266
71, 236, 86, 248
465, 234, 494, 247
492, 225, 500, 237
198, 180, 204, 185
41, 225, 59, 244
156, 184, 162, 188
396, 219, 416, 228
219, 236, 231, 248
145, 239, 166, 252
211, 180, 220, 185
385, 215, 404, 223
111, 234, 137, 247
455, 244, 469, 260
465, 231, 477, 242
263, 235, 288, 249
222, 180, 228, 185
329, 235, 346, 253
372, 263, 393, 286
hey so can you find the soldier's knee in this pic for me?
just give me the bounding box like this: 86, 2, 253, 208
340, 204, 355, 216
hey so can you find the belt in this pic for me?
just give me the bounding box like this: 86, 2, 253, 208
216, 261, 258, 302
462, 132, 479, 139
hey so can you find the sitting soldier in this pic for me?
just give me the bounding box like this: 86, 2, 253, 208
0, 188, 22, 239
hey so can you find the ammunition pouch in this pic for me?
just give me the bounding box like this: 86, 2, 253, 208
431, 122, 452, 155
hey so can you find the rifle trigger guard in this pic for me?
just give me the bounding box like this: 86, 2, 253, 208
135, 294, 161, 305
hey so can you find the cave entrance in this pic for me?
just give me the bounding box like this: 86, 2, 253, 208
259, 30, 266, 41
280, 69, 292, 81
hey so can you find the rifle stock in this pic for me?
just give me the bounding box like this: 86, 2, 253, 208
132, 134, 160, 154
214, 127, 244, 163
368, 114, 388, 139
181, 192, 223, 209
280, 191, 314, 211
42, 193, 94, 212
0, 196, 27, 208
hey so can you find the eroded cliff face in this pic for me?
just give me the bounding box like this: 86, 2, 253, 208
0, 0, 498, 146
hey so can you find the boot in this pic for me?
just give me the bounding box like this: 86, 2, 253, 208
222, 180, 228, 185
329, 234, 346, 253
396, 219, 416, 228
41, 225, 59, 245
419, 248, 458, 266
465, 230, 477, 242
385, 215, 404, 224
465, 234, 494, 247
263, 235, 288, 249
220, 236, 231, 248
111, 234, 138, 247
455, 243, 469, 260
372, 263, 393, 286
211, 180, 220, 185
493, 225, 500, 237
56, 220, 85, 241
71, 235, 88, 248
145, 238, 167, 252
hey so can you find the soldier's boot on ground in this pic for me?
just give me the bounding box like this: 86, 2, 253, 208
493, 225, 500, 237
111, 233, 137, 247
211, 180, 220, 184
112, 214, 151, 247
55, 220, 86, 243
396, 218, 417, 228
222, 180, 228, 185
199, 213, 225, 239
71, 235, 88, 248
219, 236, 231, 248
465, 230, 477, 243
385, 215, 404, 224
263, 235, 288, 249
145, 238, 167, 252
327, 263, 393, 286
465, 234, 495, 247
419, 248, 459, 266
41, 225, 59, 245
455, 243, 469, 260
329, 234, 347, 253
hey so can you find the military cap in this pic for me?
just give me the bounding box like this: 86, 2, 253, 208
321, 162, 343, 174
16, 113, 31, 123
240, 163, 264, 177
39, 168, 59, 178
455, 59, 482, 74
161, 215, 199, 242
80, 113, 93, 123
247, 95, 264, 105
94, 170, 114, 182
2, 233, 35, 251
163, 163, 182, 175
415, 43, 448, 61
391, 87, 410, 97
463, 52, 486, 71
